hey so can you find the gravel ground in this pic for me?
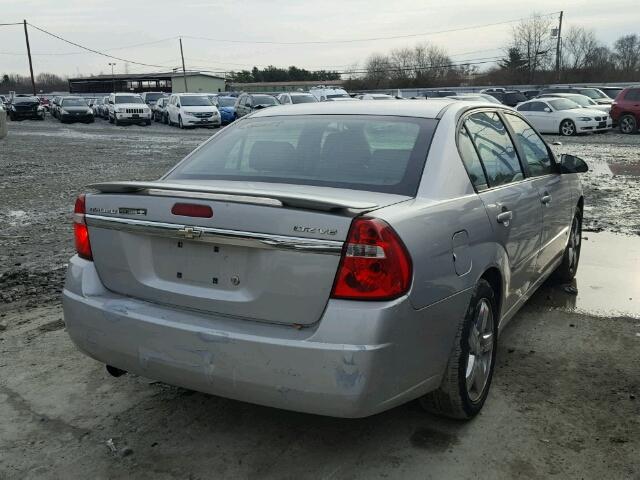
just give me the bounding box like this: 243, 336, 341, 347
1, 117, 639, 479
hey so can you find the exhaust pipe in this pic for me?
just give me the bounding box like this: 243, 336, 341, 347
106, 365, 127, 377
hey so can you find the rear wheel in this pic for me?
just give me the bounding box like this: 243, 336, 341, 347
420, 279, 497, 420
553, 208, 582, 283
619, 114, 637, 134
560, 119, 576, 136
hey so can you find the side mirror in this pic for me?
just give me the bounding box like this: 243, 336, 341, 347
560, 154, 589, 174
176, 103, 181, 108
544, 107, 551, 113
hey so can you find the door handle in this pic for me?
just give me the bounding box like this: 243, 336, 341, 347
541, 193, 552, 205
496, 210, 513, 225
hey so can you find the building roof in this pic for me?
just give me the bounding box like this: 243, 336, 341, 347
69, 71, 225, 82
169, 72, 225, 80
228, 80, 343, 88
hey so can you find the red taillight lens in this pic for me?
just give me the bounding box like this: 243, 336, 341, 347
171, 203, 213, 218
73, 194, 93, 260
331, 218, 412, 300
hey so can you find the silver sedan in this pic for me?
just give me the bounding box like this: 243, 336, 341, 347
63, 100, 588, 419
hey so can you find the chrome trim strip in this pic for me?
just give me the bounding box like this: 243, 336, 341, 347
85, 214, 344, 255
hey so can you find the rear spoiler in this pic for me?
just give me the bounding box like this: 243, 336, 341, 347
87, 181, 378, 212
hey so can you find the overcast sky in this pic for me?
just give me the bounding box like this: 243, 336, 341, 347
0, 0, 637, 77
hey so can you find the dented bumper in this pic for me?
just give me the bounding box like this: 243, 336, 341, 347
63, 255, 466, 417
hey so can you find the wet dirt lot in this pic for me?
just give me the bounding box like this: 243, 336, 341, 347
1, 118, 639, 479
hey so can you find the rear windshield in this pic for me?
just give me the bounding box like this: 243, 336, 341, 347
291, 95, 317, 104
602, 88, 622, 99
252, 95, 278, 105
144, 93, 163, 101
578, 88, 606, 99
166, 115, 437, 195
217, 97, 236, 107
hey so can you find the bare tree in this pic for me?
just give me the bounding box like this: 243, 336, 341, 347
613, 34, 640, 74
510, 14, 554, 82
364, 53, 392, 88
563, 26, 600, 70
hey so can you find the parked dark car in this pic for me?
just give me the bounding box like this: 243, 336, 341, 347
595, 86, 624, 100
234, 93, 280, 119
539, 87, 612, 105
485, 90, 527, 107
7, 96, 45, 121
610, 86, 640, 134
522, 90, 540, 100
214, 95, 237, 124
58, 97, 94, 123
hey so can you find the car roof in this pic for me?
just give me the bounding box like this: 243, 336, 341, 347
248, 99, 500, 119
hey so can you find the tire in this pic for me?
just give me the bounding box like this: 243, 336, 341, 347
619, 114, 637, 134
178, 115, 184, 129
552, 207, 582, 283
114, 115, 121, 126
420, 279, 498, 420
559, 119, 576, 136
108, 114, 114, 124
145, 119, 151, 126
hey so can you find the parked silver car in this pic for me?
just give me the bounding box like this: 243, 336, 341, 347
63, 100, 587, 419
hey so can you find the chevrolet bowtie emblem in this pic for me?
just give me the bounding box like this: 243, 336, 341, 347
177, 226, 203, 239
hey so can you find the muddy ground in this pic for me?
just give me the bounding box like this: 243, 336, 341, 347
1, 118, 639, 479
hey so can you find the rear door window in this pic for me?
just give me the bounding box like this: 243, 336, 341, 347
625, 89, 640, 101
464, 112, 524, 187
457, 126, 488, 190
504, 114, 556, 176
167, 115, 437, 195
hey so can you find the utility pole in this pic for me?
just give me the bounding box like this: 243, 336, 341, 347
23, 20, 36, 95
555, 11, 563, 82
179, 37, 188, 92
108, 63, 116, 92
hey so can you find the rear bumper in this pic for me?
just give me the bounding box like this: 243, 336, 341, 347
63, 255, 470, 417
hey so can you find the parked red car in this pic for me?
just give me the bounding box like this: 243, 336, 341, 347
610, 86, 640, 134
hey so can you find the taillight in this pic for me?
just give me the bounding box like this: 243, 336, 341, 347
331, 217, 412, 300
171, 203, 213, 218
73, 194, 93, 260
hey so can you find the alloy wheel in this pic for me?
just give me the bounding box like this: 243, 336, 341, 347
466, 299, 494, 403
620, 116, 636, 134
561, 120, 575, 136
567, 216, 581, 272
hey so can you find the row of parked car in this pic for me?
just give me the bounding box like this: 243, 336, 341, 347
4, 84, 639, 135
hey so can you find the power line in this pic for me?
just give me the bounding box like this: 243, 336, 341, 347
0, 22, 22, 26
181, 12, 559, 45
25, 22, 173, 69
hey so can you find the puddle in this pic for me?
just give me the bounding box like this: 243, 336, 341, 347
533, 232, 640, 319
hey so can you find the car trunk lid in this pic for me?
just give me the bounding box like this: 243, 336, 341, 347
85, 181, 409, 326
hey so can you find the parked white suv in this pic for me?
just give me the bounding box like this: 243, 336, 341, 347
166, 94, 221, 129
107, 93, 152, 126
309, 87, 353, 102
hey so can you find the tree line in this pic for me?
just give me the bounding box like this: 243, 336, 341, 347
226, 66, 340, 83
2, 14, 640, 94
345, 15, 640, 90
